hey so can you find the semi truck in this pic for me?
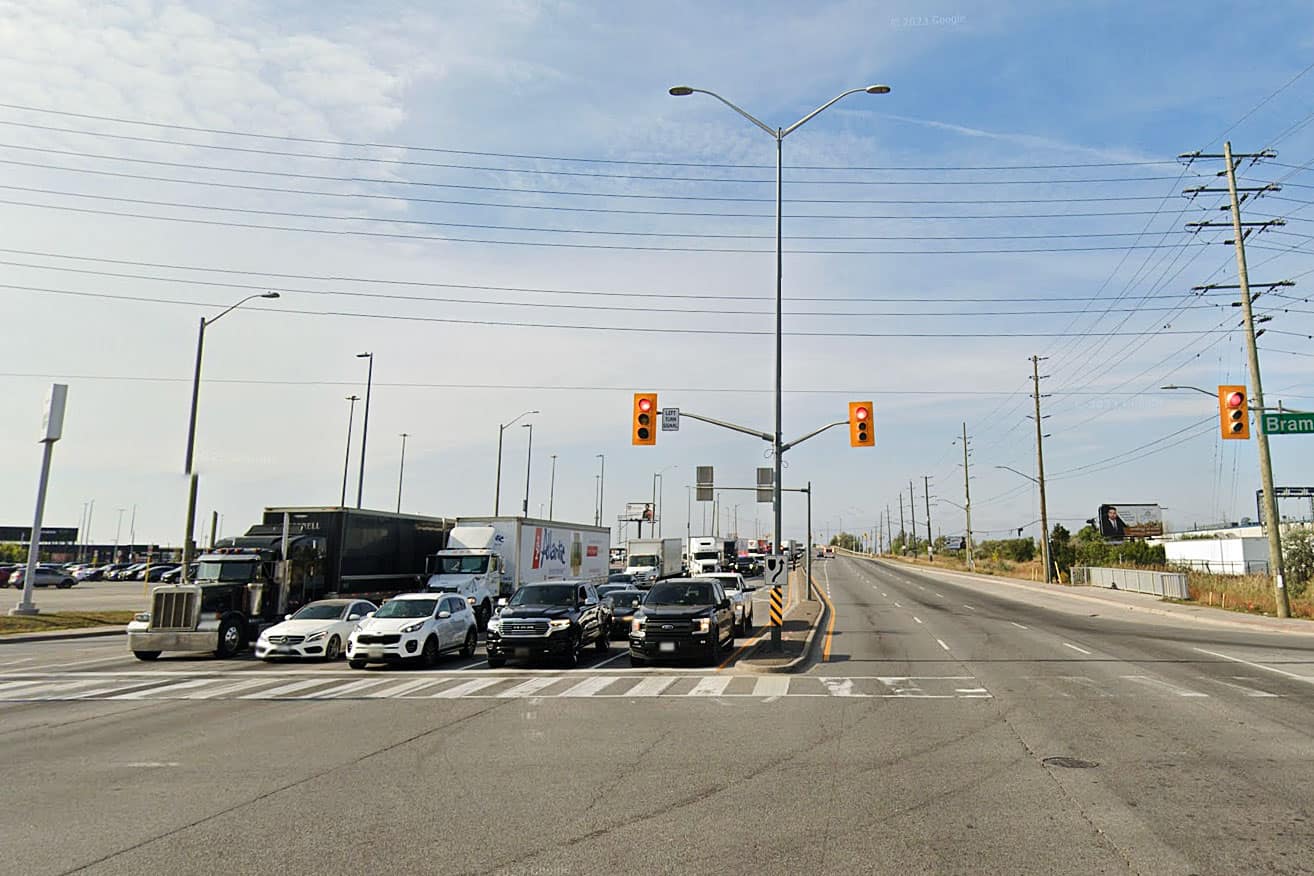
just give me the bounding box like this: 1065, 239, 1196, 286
624, 537, 683, 584
688, 536, 723, 575
126, 507, 451, 661
426, 516, 609, 627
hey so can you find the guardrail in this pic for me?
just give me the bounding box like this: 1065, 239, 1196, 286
1071, 566, 1189, 599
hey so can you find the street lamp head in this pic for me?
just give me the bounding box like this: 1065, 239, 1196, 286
261, 291, 280, 299
357, 352, 372, 359
1161, 385, 1179, 390
865, 84, 891, 94
668, 86, 694, 96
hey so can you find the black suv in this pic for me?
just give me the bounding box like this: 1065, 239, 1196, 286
629, 577, 735, 667
486, 580, 611, 668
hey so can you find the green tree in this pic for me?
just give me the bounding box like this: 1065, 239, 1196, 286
1283, 527, 1314, 599
1050, 524, 1075, 575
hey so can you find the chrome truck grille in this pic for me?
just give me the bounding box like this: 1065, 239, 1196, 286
150, 590, 197, 630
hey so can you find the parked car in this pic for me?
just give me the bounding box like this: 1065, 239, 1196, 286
72, 564, 106, 582
346, 593, 478, 669
0, 563, 21, 584
109, 563, 147, 581
8, 565, 76, 589
628, 577, 734, 667
603, 588, 645, 639
142, 564, 181, 582
694, 572, 756, 635
257, 599, 377, 661
485, 581, 611, 668
159, 563, 196, 584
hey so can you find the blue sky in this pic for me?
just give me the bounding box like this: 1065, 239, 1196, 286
1, 0, 1312, 549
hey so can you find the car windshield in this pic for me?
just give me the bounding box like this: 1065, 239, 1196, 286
373, 599, 436, 619
610, 591, 643, 609
629, 555, 658, 568
195, 560, 257, 583
291, 604, 346, 621
437, 555, 489, 574
693, 551, 719, 560
646, 581, 715, 606
509, 585, 577, 606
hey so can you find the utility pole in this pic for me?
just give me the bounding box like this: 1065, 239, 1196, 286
1030, 355, 1053, 583
885, 504, 891, 556
908, 480, 917, 559
548, 454, 557, 519
923, 475, 933, 558
1181, 143, 1290, 616
962, 422, 975, 572
898, 494, 905, 554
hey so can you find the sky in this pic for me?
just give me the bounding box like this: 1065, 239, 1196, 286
1, 0, 1313, 552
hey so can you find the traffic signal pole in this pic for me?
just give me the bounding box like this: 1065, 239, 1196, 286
1031, 355, 1053, 584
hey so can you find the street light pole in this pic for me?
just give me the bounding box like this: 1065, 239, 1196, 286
669, 82, 890, 574
397, 432, 409, 513
494, 410, 538, 515
355, 352, 374, 509
595, 454, 605, 528
181, 291, 279, 583
521, 422, 533, 516
549, 454, 557, 519
341, 395, 358, 507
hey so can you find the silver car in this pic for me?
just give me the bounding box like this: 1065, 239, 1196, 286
8, 565, 76, 589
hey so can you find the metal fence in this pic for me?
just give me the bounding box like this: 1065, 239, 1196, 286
1070, 566, 1190, 599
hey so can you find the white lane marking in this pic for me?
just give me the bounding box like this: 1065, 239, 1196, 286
935, 593, 945, 599
110, 678, 215, 699
0, 658, 35, 667
367, 678, 445, 698
1121, 675, 1208, 697
118, 762, 180, 768
1209, 677, 1280, 698
1063, 642, 1092, 655
962, 604, 976, 611
592, 650, 631, 669
559, 676, 619, 697
0, 679, 50, 695
687, 676, 733, 697
288, 678, 386, 699
1194, 647, 1314, 686
625, 676, 676, 697
893, 602, 902, 608
36, 655, 136, 671
955, 687, 989, 694
881, 592, 888, 598
913, 616, 923, 624
752, 676, 790, 698
1010, 622, 1029, 630
67, 680, 168, 699
239, 678, 336, 699
185, 678, 293, 699
936, 639, 951, 652
430, 678, 501, 698
457, 660, 488, 671
821, 678, 856, 697
496, 677, 563, 698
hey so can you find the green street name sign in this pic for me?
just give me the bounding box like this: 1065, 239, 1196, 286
1261, 412, 1314, 436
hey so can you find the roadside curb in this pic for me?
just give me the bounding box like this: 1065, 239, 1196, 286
741, 570, 830, 674
857, 554, 1314, 637
0, 626, 124, 644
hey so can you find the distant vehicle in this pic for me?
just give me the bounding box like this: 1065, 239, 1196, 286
8, 565, 76, 589
597, 582, 636, 603
142, 564, 181, 582
734, 555, 762, 577
257, 599, 376, 661
688, 536, 724, 575
605, 588, 645, 639
159, 564, 197, 584
347, 593, 477, 669
624, 538, 683, 584
609, 546, 628, 570
695, 572, 755, 634
607, 572, 636, 587
629, 577, 735, 667
72, 564, 106, 582
0, 564, 21, 585
825, 546, 835, 559
485, 581, 611, 668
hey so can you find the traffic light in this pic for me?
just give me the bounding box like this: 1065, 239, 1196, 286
849, 401, 873, 447
1217, 385, 1250, 440
632, 392, 657, 445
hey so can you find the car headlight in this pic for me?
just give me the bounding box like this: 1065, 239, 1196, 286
486, 617, 501, 633
692, 617, 711, 634
548, 618, 572, 631
133, 612, 150, 623
630, 617, 645, 637
304, 630, 327, 642
401, 622, 425, 634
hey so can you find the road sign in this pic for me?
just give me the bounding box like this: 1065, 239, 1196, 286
765, 554, 786, 588
696, 465, 713, 502
661, 407, 680, 431
1261, 412, 1314, 435
756, 467, 774, 503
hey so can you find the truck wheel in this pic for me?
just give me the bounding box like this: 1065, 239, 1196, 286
348, 659, 367, 670
476, 602, 491, 631
563, 639, 581, 668
460, 628, 477, 658
420, 636, 439, 668
323, 636, 341, 661
487, 653, 506, 669
133, 650, 161, 661
215, 618, 243, 658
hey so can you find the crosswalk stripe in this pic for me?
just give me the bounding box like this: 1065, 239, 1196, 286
1121, 675, 1208, 697
558, 676, 618, 697
687, 677, 732, 697
430, 678, 500, 698
183, 678, 285, 699
17, 679, 109, 700
67, 680, 168, 699
497, 677, 563, 698
239, 678, 338, 699
624, 677, 676, 697
0, 680, 53, 695
293, 679, 389, 699
751, 676, 790, 698
367, 679, 445, 698
111, 679, 215, 700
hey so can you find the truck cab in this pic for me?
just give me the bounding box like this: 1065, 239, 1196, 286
426, 547, 501, 629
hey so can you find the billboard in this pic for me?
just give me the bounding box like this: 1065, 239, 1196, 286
1097, 504, 1162, 541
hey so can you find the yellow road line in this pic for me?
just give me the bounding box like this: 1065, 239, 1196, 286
817, 571, 838, 662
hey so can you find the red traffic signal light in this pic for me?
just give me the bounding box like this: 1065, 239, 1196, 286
849, 401, 873, 447
633, 392, 657, 445
1217, 384, 1250, 440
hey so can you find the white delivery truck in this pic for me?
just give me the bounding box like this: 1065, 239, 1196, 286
624, 537, 683, 584
688, 536, 723, 575
426, 516, 610, 628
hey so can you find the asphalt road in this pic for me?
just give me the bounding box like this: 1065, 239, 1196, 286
3, 557, 1313, 875
2, 578, 151, 613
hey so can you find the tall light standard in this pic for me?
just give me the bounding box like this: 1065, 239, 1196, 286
181, 291, 279, 583
548, 454, 557, 519
340, 395, 359, 507
114, 507, 125, 560
494, 410, 537, 515
397, 432, 409, 513
595, 454, 605, 528
521, 422, 534, 515
669, 83, 890, 561
653, 465, 677, 538
355, 352, 374, 509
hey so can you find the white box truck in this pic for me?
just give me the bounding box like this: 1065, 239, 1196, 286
426, 517, 610, 628
688, 536, 723, 575
624, 537, 683, 584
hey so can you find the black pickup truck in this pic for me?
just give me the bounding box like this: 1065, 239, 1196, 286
628, 577, 735, 667
485, 580, 611, 668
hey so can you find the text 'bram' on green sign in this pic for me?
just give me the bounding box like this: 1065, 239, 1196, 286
1261, 412, 1314, 436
